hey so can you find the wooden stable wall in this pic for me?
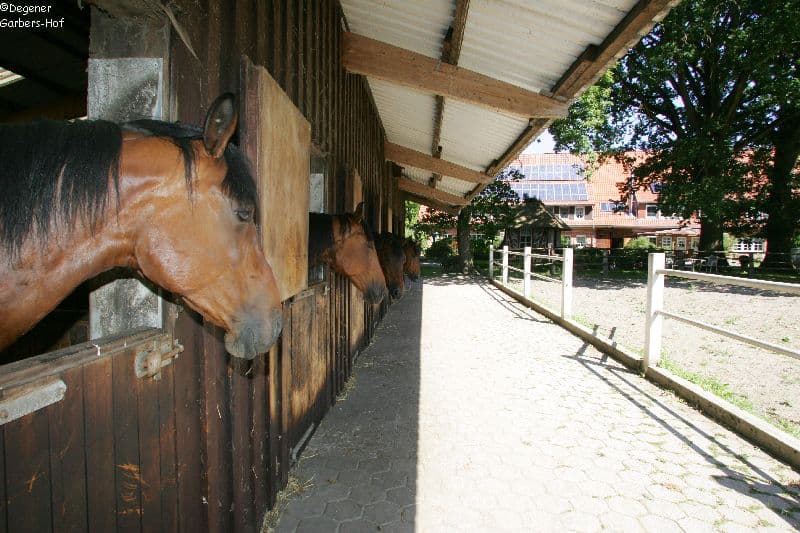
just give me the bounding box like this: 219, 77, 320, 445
0, 3, 396, 533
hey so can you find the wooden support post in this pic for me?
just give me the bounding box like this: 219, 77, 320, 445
523, 246, 532, 299
561, 247, 573, 320
602, 250, 609, 276
502, 246, 509, 286
645, 253, 666, 371
489, 244, 494, 280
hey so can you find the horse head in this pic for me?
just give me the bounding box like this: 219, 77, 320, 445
127, 94, 282, 359
403, 238, 421, 280
376, 232, 406, 299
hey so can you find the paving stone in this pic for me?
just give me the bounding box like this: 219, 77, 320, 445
271, 279, 800, 533
295, 516, 338, 533
362, 501, 401, 525
324, 499, 363, 521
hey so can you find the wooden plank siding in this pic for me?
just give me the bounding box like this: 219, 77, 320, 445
0, 2, 394, 532
162, 0, 392, 529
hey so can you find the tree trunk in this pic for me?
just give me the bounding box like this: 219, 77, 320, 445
456, 210, 472, 273
760, 108, 800, 270
698, 214, 725, 252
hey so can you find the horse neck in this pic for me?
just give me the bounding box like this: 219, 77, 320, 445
0, 189, 134, 349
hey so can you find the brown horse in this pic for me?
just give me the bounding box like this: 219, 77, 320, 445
403, 238, 421, 280
375, 232, 407, 299
308, 203, 387, 303
0, 94, 282, 359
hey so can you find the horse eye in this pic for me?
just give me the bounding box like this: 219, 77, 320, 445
235, 209, 253, 222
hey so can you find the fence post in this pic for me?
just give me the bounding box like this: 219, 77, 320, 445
502, 245, 509, 285
561, 247, 573, 319
523, 246, 532, 299
489, 244, 494, 280
644, 252, 665, 372
602, 250, 609, 276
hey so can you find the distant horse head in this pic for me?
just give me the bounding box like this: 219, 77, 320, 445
376, 232, 407, 299
309, 203, 386, 303
403, 238, 421, 280
0, 93, 282, 359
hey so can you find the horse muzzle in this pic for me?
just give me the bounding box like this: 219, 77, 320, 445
224, 309, 283, 359
365, 283, 387, 304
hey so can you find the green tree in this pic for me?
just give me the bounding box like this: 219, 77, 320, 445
404, 200, 421, 239
412, 170, 522, 271
550, 0, 800, 262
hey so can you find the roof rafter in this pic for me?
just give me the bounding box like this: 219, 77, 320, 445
398, 177, 469, 206
386, 142, 492, 185
431, 0, 471, 187
342, 31, 568, 118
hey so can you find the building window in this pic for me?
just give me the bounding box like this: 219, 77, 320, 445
559, 206, 570, 219
646, 204, 659, 218
574, 207, 585, 219
575, 235, 587, 248
676, 237, 687, 250
734, 238, 765, 252
661, 236, 673, 249
600, 201, 625, 212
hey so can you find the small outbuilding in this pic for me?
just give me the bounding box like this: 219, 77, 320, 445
504, 198, 570, 250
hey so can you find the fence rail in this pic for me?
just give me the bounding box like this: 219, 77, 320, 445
489, 245, 573, 319
645, 253, 800, 370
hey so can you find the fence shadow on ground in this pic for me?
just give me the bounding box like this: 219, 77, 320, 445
564, 341, 800, 530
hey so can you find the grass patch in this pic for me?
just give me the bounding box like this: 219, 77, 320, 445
660, 356, 800, 439
421, 262, 442, 277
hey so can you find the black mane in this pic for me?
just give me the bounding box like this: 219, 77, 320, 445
0, 118, 258, 260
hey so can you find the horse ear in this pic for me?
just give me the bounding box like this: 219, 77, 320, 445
353, 202, 365, 222
203, 93, 238, 159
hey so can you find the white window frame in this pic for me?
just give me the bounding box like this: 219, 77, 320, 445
661, 236, 673, 249
676, 237, 687, 250
575, 235, 587, 248
574, 206, 585, 219
559, 206, 570, 219
646, 204, 659, 219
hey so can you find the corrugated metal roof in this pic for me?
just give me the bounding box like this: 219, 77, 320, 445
340, 0, 673, 209
370, 79, 437, 154
440, 99, 528, 171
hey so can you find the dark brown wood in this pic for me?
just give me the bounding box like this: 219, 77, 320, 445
251, 353, 268, 518
231, 356, 255, 533
201, 323, 232, 533
5, 410, 52, 533
172, 313, 205, 533
83, 356, 117, 533
158, 363, 179, 533
136, 352, 163, 533
48, 366, 88, 533
112, 337, 142, 533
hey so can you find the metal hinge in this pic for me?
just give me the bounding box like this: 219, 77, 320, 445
134, 336, 184, 380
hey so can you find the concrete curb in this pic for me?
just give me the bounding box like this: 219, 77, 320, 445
490, 277, 800, 472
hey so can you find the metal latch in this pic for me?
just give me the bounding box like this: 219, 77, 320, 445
134, 337, 183, 380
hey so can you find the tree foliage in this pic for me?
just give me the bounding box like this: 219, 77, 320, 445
550, 0, 800, 261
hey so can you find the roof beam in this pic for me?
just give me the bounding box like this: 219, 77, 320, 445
342, 31, 568, 118
398, 177, 469, 206
386, 142, 492, 185
472, 0, 678, 198
402, 192, 461, 216
554, 0, 677, 98
431, 0, 471, 187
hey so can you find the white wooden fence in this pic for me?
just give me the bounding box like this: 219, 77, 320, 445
645, 252, 800, 371
489, 245, 574, 319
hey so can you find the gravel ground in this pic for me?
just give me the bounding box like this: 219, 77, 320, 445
506, 273, 800, 434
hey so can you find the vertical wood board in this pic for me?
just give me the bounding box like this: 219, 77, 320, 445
241, 56, 311, 301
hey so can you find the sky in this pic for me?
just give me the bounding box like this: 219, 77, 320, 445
523, 130, 557, 154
